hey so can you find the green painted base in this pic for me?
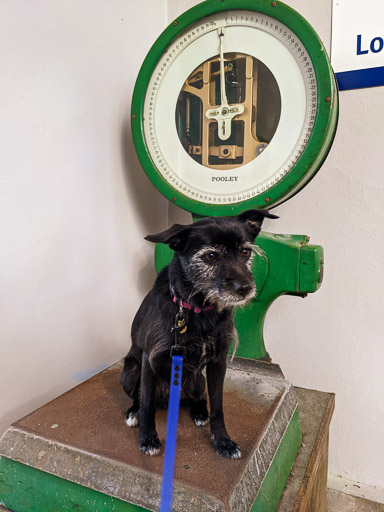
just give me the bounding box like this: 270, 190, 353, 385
0, 410, 300, 512
0, 456, 145, 512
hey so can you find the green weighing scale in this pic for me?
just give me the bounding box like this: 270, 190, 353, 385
131, 0, 338, 360
0, 1, 337, 511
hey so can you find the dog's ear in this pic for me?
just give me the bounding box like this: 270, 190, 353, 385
145, 224, 191, 251
236, 209, 279, 239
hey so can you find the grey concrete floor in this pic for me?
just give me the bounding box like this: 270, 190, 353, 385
327, 490, 384, 511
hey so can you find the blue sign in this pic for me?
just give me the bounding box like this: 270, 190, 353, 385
332, 0, 384, 91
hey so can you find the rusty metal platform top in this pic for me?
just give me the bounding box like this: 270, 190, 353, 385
0, 358, 298, 512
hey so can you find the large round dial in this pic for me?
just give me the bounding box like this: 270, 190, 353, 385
131, 0, 338, 216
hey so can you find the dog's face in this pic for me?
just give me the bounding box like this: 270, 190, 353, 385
178, 220, 257, 309
146, 210, 278, 310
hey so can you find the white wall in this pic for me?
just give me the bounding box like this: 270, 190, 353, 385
0, 1, 168, 435
168, 0, 384, 492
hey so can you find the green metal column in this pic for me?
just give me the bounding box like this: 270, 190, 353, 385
235, 232, 323, 360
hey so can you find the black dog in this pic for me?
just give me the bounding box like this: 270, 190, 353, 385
121, 210, 277, 458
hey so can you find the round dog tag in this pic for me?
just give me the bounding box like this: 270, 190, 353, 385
131, 0, 338, 216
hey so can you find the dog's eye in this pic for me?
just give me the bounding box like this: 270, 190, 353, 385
203, 252, 218, 263
240, 247, 252, 258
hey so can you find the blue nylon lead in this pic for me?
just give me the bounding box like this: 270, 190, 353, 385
159, 355, 183, 512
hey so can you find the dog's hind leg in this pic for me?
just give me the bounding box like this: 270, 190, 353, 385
125, 383, 140, 427
188, 372, 209, 427
121, 353, 141, 427
139, 352, 161, 455
190, 399, 209, 426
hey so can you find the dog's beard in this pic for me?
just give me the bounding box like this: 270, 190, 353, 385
203, 283, 256, 311
187, 279, 256, 311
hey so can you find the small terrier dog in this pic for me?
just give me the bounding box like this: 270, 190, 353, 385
121, 210, 277, 459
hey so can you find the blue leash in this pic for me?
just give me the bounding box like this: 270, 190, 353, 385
159, 354, 183, 512
159, 300, 187, 512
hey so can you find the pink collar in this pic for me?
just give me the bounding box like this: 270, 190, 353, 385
172, 295, 214, 314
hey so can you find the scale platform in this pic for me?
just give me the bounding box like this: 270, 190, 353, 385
0, 358, 301, 512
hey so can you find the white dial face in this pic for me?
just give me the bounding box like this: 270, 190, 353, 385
143, 11, 317, 205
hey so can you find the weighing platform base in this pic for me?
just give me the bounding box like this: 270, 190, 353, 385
0, 358, 309, 511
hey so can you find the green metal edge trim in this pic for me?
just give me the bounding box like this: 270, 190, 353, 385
251, 408, 302, 511
131, 0, 338, 216
0, 456, 147, 512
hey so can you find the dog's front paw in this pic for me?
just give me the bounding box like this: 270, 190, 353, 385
139, 434, 162, 456
213, 438, 241, 459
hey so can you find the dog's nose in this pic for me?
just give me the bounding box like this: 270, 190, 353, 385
233, 281, 252, 297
